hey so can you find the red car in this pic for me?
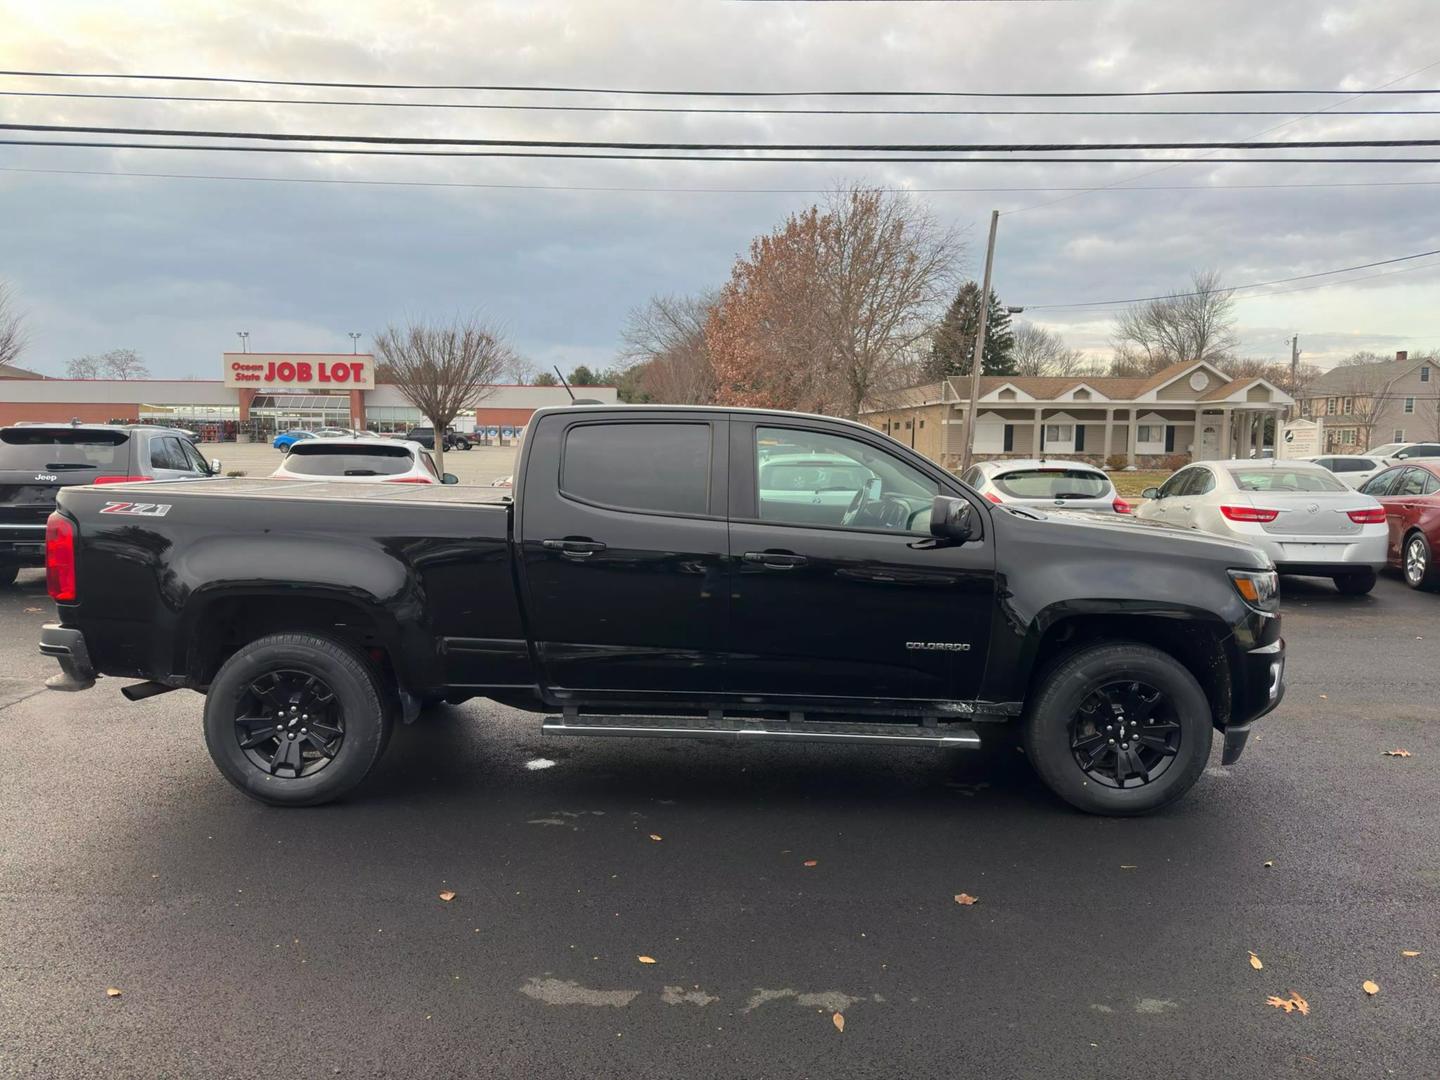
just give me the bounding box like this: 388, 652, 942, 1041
1359, 461, 1440, 590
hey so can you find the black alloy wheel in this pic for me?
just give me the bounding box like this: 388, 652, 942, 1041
234, 669, 345, 778
1068, 680, 1182, 789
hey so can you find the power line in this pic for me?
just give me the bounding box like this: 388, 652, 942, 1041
1026, 248, 1440, 310
7, 121, 1440, 153
8, 138, 1440, 163
6, 89, 1440, 118
4, 68, 1440, 98
8, 163, 1440, 194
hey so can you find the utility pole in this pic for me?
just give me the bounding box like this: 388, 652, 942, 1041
1288, 335, 1302, 419
959, 209, 1000, 473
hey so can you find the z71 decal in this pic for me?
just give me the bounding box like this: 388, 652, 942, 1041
99, 501, 172, 518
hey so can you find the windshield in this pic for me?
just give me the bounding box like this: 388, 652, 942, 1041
993, 468, 1111, 499
1367, 443, 1403, 456
1226, 466, 1345, 492
0, 428, 129, 470
760, 460, 873, 492
283, 443, 413, 477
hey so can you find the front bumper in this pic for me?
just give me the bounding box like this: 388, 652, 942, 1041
39, 623, 96, 691
1222, 636, 1286, 765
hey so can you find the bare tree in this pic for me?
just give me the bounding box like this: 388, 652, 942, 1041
373, 316, 512, 475
1111, 269, 1239, 375
620, 292, 716, 404
66, 354, 103, 379
98, 349, 149, 380
0, 283, 28, 370
502, 351, 538, 386
1012, 322, 1085, 378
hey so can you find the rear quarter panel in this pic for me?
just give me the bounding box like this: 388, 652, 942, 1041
56, 484, 520, 690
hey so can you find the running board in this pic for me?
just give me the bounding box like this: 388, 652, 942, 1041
541, 711, 981, 749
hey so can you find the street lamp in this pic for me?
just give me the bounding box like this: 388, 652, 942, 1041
348, 332, 362, 355
235, 331, 249, 354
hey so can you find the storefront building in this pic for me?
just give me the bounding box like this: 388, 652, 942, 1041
0, 353, 615, 440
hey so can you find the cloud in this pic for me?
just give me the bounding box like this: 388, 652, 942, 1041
1, 0, 1438, 376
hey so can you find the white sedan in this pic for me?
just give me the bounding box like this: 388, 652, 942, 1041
271, 438, 457, 485
1135, 459, 1387, 594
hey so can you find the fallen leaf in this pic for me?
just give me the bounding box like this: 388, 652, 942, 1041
1362, 980, 1379, 996
24, 607, 42, 613
1249, 952, 1264, 970
105, 987, 122, 998
438, 890, 456, 902
1263, 860, 1274, 868
1266, 991, 1310, 1015
832, 1012, 845, 1033
1383, 749, 1413, 758
637, 955, 657, 965
1319, 693, 1328, 699
802, 860, 818, 868
649, 834, 663, 842
954, 893, 979, 906
1120, 864, 1138, 870
1402, 950, 1420, 957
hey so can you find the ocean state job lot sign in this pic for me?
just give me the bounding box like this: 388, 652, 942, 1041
223, 353, 376, 390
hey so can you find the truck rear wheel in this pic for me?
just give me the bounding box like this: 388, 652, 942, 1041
1021, 642, 1212, 816
202, 633, 391, 807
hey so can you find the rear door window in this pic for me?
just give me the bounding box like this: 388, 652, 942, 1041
284, 443, 414, 477
150, 437, 189, 471
1398, 468, 1430, 497
561, 422, 710, 516
1360, 468, 1404, 497
0, 428, 129, 471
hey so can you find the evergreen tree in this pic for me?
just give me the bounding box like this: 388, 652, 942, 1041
927, 282, 1015, 379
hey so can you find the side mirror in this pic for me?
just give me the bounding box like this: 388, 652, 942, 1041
929, 496, 976, 542
442, 472, 459, 485
1141, 486, 1160, 499
209, 458, 223, 474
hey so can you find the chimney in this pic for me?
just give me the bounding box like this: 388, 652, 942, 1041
1396, 350, 1408, 362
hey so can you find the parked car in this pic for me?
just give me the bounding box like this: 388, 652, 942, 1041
272, 429, 316, 452
1135, 459, 1387, 594
959, 459, 1131, 514
1358, 461, 1440, 590
41, 405, 1285, 816
405, 425, 471, 452
0, 423, 218, 585
271, 438, 457, 485
1365, 442, 1440, 461
1300, 454, 1391, 489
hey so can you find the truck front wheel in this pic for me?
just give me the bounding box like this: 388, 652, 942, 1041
1021, 642, 1212, 816
202, 633, 392, 807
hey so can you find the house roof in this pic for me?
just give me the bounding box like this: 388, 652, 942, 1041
1306, 355, 1429, 394
0, 363, 46, 380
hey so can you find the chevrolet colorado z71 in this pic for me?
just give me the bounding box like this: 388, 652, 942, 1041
40, 405, 1285, 814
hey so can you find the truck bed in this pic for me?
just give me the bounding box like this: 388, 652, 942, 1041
101, 476, 513, 506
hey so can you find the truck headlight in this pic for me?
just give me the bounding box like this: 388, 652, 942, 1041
1229, 569, 1280, 614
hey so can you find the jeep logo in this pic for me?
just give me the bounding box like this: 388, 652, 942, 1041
906, 641, 971, 652
35, 473, 58, 482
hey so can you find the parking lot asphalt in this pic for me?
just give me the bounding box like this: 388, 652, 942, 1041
1, 568, 1437, 1079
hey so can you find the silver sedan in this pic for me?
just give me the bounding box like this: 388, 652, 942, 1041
1134, 459, 1388, 594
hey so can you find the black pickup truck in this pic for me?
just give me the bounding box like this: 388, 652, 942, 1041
40, 405, 1285, 814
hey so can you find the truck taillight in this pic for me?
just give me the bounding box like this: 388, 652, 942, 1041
1347, 507, 1386, 524
1112, 497, 1133, 514
93, 475, 152, 485
983, 491, 1003, 504
46, 512, 76, 602
1220, 505, 1280, 523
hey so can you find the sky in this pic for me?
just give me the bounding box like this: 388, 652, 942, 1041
2, 0, 1439, 381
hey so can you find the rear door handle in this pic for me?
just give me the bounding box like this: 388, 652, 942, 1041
542, 539, 607, 557
743, 551, 808, 569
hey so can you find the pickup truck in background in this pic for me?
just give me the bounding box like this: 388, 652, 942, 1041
40, 405, 1286, 815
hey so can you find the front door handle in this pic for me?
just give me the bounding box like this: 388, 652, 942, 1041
542, 539, 607, 557
743, 551, 808, 569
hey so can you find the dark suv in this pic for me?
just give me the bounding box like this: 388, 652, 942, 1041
0, 424, 219, 584
404, 425, 471, 452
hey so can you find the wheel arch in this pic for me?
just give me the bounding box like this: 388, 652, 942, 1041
1022, 602, 1235, 731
